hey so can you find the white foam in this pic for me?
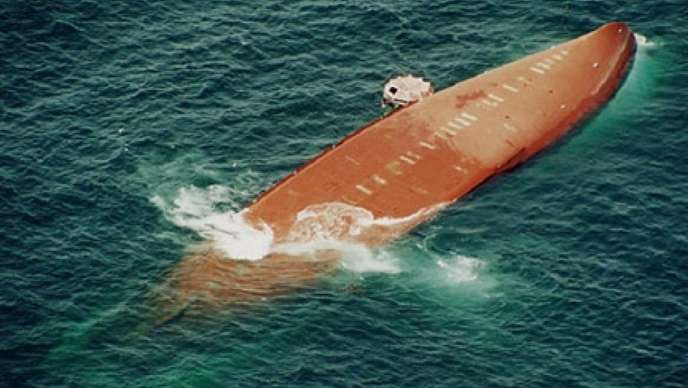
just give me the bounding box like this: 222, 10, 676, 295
286, 202, 446, 242
153, 189, 442, 273
634, 33, 655, 48
290, 203, 374, 240
272, 240, 401, 274
436, 255, 485, 283
152, 186, 273, 260
272, 201, 446, 274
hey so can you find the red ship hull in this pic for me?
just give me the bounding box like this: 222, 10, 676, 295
161, 23, 636, 312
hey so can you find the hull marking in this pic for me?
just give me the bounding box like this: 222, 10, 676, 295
502, 84, 519, 93
372, 175, 387, 185
406, 151, 422, 160
517, 76, 532, 85
461, 112, 478, 121
419, 141, 437, 150
356, 184, 373, 195
440, 126, 457, 136
400, 155, 417, 165
481, 98, 498, 107
455, 117, 471, 126
345, 155, 360, 165
448, 121, 463, 130
503, 122, 518, 132
488, 93, 505, 102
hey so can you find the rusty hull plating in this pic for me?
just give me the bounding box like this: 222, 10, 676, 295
163, 23, 636, 311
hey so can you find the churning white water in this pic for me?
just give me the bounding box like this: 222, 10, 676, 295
152, 185, 444, 274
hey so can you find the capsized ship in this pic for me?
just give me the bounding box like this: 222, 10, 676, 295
161, 22, 636, 310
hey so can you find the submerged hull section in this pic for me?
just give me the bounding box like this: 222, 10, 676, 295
247, 22, 636, 243
161, 23, 635, 312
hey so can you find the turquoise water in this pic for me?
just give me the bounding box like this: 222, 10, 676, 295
2, 1, 688, 386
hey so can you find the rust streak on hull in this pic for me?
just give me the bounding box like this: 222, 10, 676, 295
162, 23, 636, 313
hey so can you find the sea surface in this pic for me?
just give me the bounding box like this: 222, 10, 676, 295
2, 1, 688, 387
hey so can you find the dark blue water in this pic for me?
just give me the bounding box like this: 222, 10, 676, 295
2, 1, 688, 386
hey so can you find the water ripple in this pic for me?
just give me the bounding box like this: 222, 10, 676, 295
2, 0, 687, 386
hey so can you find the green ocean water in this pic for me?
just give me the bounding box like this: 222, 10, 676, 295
2, 1, 688, 386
